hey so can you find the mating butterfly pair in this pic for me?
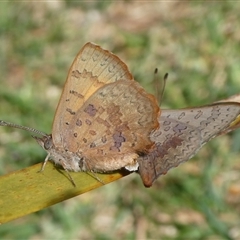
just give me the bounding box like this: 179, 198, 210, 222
1, 43, 240, 187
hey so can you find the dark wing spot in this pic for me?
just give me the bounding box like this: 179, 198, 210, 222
195, 110, 203, 119
155, 136, 183, 159
101, 136, 107, 143
110, 131, 126, 151
72, 70, 81, 78
173, 124, 187, 134
90, 142, 96, 148
66, 108, 76, 115
89, 130, 96, 136
69, 90, 84, 99
84, 104, 97, 117
85, 119, 91, 125
76, 119, 82, 126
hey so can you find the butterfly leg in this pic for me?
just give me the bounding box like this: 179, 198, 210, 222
87, 171, 105, 185
38, 153, 51, 172
83, 160, 105, 185
59, 159, 76, 187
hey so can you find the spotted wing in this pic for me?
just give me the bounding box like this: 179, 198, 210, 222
63, 79, 160, 172
52, 42, 133, 146
138, 103, 240, 187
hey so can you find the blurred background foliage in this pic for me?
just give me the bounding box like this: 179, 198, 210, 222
0, 1, 240, 239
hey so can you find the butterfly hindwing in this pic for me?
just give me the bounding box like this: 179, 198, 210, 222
138, 103, 240, 187
64, 80, 160, 172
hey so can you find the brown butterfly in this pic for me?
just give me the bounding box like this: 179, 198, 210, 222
2, 42, 240, 188
0, 42, 160, 185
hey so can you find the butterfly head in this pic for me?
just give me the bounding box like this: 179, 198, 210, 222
33, 134, 53, 151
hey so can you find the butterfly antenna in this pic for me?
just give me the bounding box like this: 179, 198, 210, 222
0, 120, 48, 137
153, 68, 168, 106
160, 73, 168, 106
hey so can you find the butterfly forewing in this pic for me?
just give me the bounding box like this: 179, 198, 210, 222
52, 42, 133, 147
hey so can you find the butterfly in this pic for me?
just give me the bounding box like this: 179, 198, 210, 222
138, 102, 240, 187
2, 42, 240, 188
0, 42, 160, 185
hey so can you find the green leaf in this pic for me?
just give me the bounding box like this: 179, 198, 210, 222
0, 162, 130, 223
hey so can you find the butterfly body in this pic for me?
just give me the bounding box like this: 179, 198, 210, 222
35, 78, 160, 173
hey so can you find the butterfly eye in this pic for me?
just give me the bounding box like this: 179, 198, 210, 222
44, 137, 53, 150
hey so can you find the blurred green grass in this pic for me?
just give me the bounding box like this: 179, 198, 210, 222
0, 1, 240, 239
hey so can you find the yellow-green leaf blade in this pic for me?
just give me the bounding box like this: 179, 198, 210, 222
0, 162, 130, 223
